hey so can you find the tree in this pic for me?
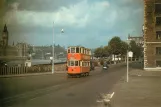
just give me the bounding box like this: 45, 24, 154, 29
108, 36, 122, 62
94, 46, 104, 58
120, 41, 128, 61
120, 41, 128, 55
103, 45, 110, 57
108, 36, 122, 55
129, 40, 142, 58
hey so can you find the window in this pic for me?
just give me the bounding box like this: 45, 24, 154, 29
68, 49, 70, 53
75, 61, 78, 66
83, 49, 85, 54
87, 50, 89, 55
70, 61, 74, 66
81, 48, 83, 53
156, 31, 161, 39
156, 17, 161, 26
82, 62, 85, 66
155, 4, 161, 15
156, 61, 161, 67
76, 47, 79, 53
71, 48, 75, 53
156, 47, 161, 55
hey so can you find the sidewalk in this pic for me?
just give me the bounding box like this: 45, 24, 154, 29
110, 69, 161, 107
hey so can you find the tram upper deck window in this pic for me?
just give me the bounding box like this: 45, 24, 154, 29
68, 48, 70, 53
76, 47, 79, 53
71, 48, 75, 53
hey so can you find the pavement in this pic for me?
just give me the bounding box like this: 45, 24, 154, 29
108, 62, 161, 107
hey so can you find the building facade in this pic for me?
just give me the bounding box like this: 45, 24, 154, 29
128, 34, 144, 47
143, 0, 161, 70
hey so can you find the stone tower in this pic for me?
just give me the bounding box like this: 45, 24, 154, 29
2, 24, 8, 48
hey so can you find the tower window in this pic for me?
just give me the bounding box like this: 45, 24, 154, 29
156, 31, 161, 39
156, 47, 161, 55
155, 4, 161, 15
156, 17, 161, 26
156, 61, 161, 67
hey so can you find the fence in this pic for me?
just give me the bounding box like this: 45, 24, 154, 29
0, 63, 67, 76
0, 66, 28, 75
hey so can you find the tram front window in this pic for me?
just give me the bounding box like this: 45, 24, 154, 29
71, 48, 75, 53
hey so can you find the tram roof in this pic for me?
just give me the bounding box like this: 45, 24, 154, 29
68, 46, 91, 50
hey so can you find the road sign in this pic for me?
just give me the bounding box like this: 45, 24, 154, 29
128, 51, 133, 57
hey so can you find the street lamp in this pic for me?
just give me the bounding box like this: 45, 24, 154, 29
52, 22, 55, 74
126, 38, 131, 83
52, 22, 64, 74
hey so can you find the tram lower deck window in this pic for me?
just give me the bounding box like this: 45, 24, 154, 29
70, 61, 74, 66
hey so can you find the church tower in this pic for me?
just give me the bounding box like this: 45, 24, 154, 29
2, 24, 9, 48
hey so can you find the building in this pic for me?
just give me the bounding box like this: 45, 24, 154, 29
0, 24, 28, 66
128, 34, 144, 47
143, 0, 161, 70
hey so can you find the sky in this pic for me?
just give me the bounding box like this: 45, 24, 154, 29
0, 0, 144, 48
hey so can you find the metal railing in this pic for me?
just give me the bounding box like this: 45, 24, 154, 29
0, 66, 28, 75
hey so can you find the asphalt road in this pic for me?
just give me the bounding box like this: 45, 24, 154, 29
0, 63, 128, 107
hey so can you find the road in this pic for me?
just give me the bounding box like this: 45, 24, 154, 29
0, 63, 128, 107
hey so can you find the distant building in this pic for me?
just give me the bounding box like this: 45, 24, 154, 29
128, 34, 144, 47
0, 25, 28, 66
143, 0, 161, 70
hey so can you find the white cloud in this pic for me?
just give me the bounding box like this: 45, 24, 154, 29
5, 0, 112, 28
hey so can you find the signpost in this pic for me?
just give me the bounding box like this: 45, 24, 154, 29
127, 51, 133, 82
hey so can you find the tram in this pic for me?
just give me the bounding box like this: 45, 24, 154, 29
67, 46, 91, 78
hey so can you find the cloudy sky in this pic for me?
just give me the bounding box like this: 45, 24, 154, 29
0, 0, 144, 48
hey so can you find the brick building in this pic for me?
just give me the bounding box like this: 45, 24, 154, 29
143, 0, 161, 70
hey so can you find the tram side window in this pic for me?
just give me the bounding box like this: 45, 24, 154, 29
75, 61, 78, 66
71, 48, 75, 53
76, 47, 79, 53
82, 62, 85, 66
81, 48, 83, 53
68, 49, 70, 53
87, 50, 89, 55
70, 61, 74, 66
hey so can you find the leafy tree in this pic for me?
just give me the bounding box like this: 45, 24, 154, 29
129, 40, 142, 58
94, 46, 104, 58
103, 45, 110, 57
108, 36, 122, 55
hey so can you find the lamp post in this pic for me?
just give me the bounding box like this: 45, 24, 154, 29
126, 38, 131, 82
52, 22, 55, 74
52, 22, 64, 74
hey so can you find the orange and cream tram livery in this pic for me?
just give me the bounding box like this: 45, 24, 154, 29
67, 46, 91, 77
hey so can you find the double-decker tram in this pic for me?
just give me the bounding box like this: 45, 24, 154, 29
67, 46, 91, 78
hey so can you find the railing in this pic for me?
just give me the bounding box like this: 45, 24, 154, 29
0, 62, 67, 76
0, 66, 28, 75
